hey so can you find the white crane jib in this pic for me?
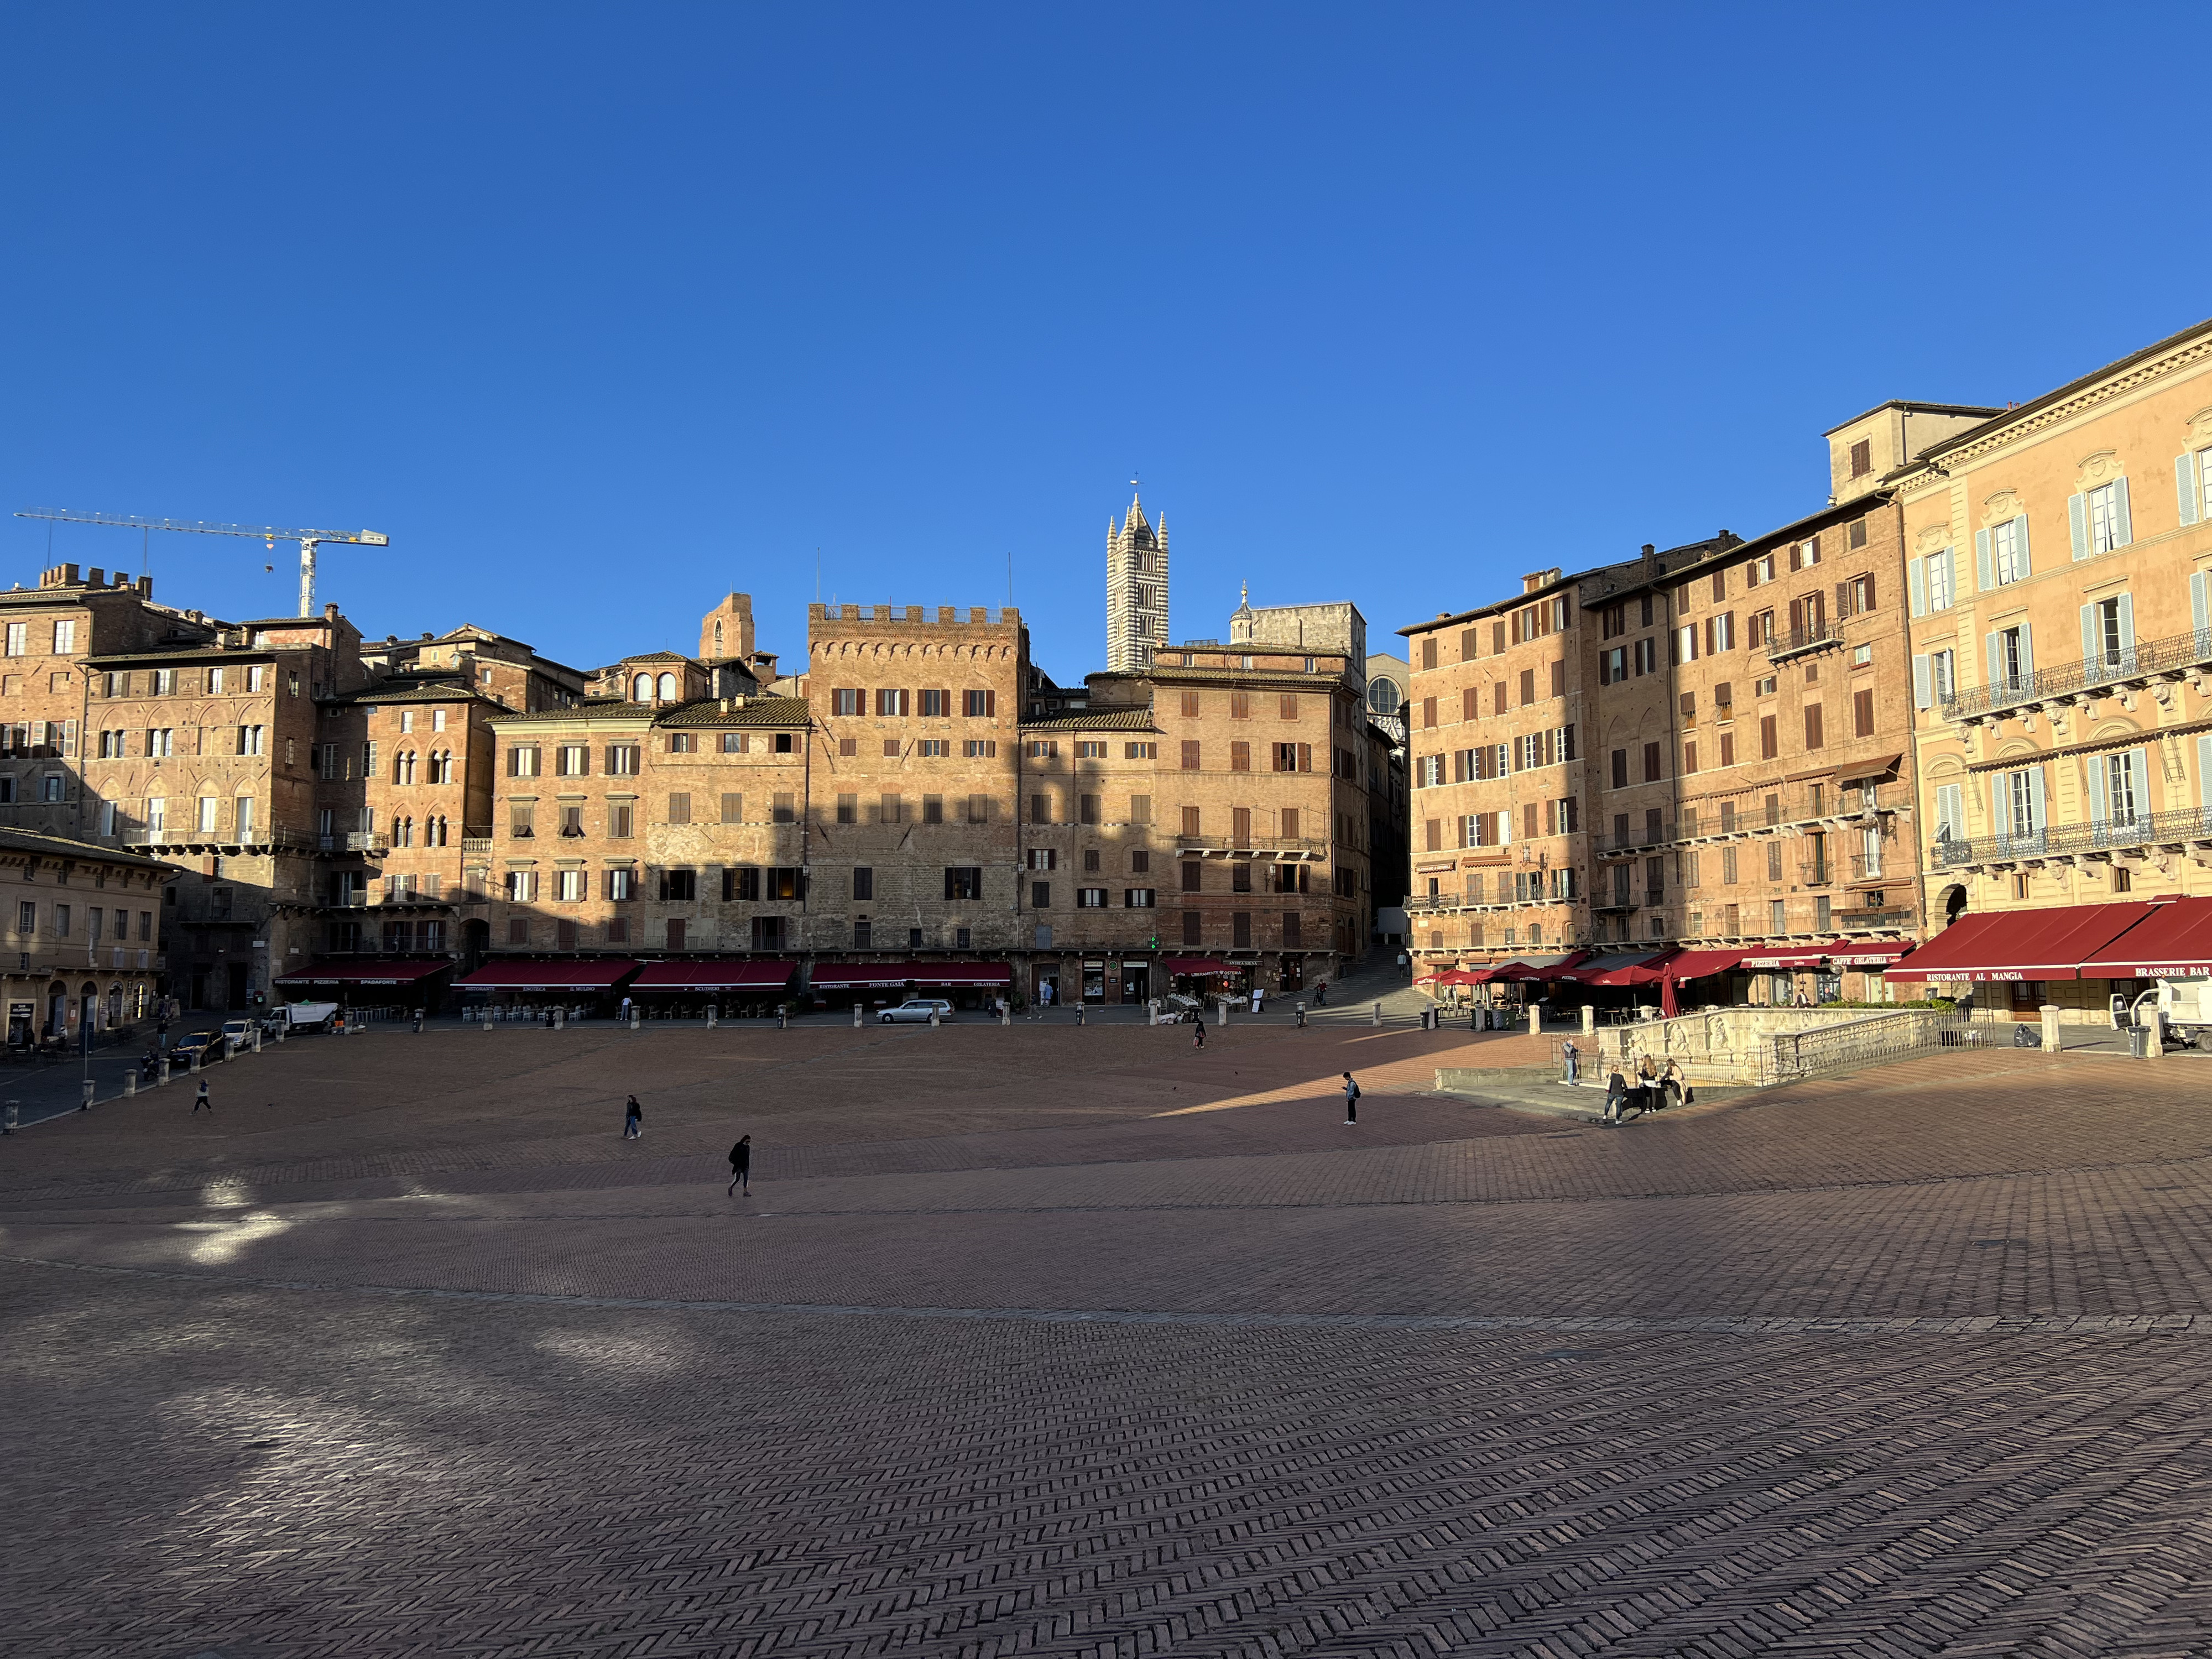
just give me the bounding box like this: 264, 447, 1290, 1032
12, 509, 388, 617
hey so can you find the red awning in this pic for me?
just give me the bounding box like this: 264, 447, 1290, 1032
455, 958, 640, 992
906, 962, 1010, 986
1885, 902, 2159, 982
1163, 957, 1236, 976
1829, 941, 1911, 968
1741, 943, 1831, 969
807, 962, 917, 989
2078, 897, 2212, 979
276, 958, 451, 987
630, 959, 794, 991
805, 961, 1010, 989
1661, 948, 1745, 980
1558, 950, 1668, 987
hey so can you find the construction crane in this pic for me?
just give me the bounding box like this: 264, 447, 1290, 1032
12, 509, 388, 618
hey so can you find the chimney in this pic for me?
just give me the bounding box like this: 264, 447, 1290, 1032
137, 576, 152, 598
87, 567, 103, 587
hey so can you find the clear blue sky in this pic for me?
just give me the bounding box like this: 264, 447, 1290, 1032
3, 4, 2204, 688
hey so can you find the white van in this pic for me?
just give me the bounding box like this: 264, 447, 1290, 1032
2110, 980, 2212, 1043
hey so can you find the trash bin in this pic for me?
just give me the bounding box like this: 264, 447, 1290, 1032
2127, 1025, 2151, 1058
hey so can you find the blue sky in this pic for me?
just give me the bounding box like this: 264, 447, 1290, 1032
3, 4, 2204, 687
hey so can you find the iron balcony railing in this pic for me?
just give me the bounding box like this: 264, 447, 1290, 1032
1938, 627, 2212, 723
1766, 620, 1842, 662
1933, 805, 2212, 867
1594, 827, 1674, 856
1836, 907, 1914, 929
1175, 835, 1330, 857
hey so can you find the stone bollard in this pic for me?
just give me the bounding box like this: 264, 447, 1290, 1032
252, 1027, 263, 1053
1527, 1007, 1542, 1038
125, 1071, 137, 1098
1371, 1000, 1381, 1026
929, 1010, 940, 1028
190, 1051, 202, 1073
852, 1004, 863, 1028
483, 1011, 494, 1033
2040, 1003, 2062, 1053
1000, 1003, 1011, 1026
81, 1077, 95, 1110
1076, 1003, 1086, 1026
275, 1021, 287, 1042
776, 1006, 786, 1030
632, 1012, 643, 1031
157, 1058, 169, 1087
1582, 1004, 1596, 1036
2, 1099, 14, 1134
706, 1009, 717, 1030
2148, 1014, 2166, 1058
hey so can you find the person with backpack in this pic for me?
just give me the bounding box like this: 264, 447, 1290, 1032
727, 1134, 751, 1196
1342, 1071, 1360, 1124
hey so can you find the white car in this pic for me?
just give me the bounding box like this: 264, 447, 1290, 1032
880, 999, 953, 1024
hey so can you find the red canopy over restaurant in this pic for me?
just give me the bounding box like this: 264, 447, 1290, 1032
629, 960, 795, 991
1885, 902, 2162, 982
2079, 897, 2212, 979
276, 958, 451, 987
454, 959, 640, 992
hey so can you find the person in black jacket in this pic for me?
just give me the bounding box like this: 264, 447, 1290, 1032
728, 1134, 752, 1196
623, 1095, 642, 1139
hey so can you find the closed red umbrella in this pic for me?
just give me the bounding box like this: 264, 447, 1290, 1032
1660, 973, 1680, 1018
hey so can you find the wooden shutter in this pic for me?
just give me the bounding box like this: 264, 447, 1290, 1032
1908, 558, 1926, 616
2069, 492, 2089, 560
2179, 453, 2203, 528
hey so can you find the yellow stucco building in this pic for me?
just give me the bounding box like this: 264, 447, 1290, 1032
1894, 316, 2212, 1014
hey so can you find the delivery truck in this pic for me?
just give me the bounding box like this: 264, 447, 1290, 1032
2109, 980, 2212, 1047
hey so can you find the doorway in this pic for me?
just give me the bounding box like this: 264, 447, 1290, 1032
227, 963, 250, 1010
1120, 963, 1150, 1003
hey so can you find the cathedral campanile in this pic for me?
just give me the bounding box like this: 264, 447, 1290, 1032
1105, 491, 1168, 672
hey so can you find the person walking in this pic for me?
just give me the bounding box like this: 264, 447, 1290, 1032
1561, 1036, 1580, 1087
623, 1094, 642, 1139
1603, 1069, 1628, 1126
192, 1079, 212, 1113
1192, 1016, 1206, 1050
727, 1134, 752, 1196
1342, 1071, 1360, 1124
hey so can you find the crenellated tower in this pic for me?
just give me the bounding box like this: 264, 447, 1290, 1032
1105, 491, 1168, 672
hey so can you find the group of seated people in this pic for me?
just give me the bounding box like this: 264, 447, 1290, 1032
1603, 1057, 1689, 1124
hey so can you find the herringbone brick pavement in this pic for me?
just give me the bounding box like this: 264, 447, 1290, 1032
4, 1030, 2211, 1656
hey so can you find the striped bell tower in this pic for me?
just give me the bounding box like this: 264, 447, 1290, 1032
1106, 491, 1168, 672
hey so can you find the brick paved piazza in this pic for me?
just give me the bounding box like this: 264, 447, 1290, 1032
7, 1023, 2212, 1658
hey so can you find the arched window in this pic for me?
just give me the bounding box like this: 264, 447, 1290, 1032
196, 794, 220, 834
234, 792, 255, 839
657, 672, 677, 701
633, 672, 653, 703
714, 620, 724, 653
